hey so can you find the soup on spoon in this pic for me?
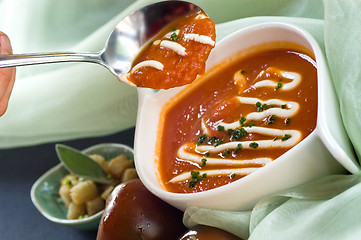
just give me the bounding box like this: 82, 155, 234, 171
123, 10, 216, 89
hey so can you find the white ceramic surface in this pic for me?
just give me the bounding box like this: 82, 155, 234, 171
134, 22, 359, 211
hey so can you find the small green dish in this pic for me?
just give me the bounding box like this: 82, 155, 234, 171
30, 143, 134, 230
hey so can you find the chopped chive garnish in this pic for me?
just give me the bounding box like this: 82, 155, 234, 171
232, 128, 247, 141
235, 143, 242, 154
201, 158, 207, 167
171, 32, 178, 41
189, 170, 206, 188
239, 116, 246, 125
268, 115, 276, 124
149, 41, 154, 46
208, 136, 217, 145
189, 171, 200, 188
223, 149, 231, 156
281, 104, 287, 109
231, 173, 236, 178
214, 138, 224, 147
227, 129, 234, 135
246, 123, 256, 127
273, 136, 278, 141
262, 103, 268, 110
282, 134, 292, 141
217, 125, 225, 131
256, 102, 267, 112
241, 70, 245, 74
249, 142, 259, 148
197, 134, 207, 145
275, 82, 283, 90
171, 27, 177, 31
205, 152, 210, 157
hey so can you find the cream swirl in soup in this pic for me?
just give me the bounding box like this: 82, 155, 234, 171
157, 45, 317, 193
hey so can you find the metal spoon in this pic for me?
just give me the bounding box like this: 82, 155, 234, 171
0, 1, 202, 85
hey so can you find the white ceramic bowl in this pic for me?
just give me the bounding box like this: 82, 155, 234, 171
134, 22, 359, 211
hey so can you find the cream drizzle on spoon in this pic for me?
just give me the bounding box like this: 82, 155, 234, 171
129, 16, 215, 73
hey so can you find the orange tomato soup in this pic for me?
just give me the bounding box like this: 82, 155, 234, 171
127, 11, 215, 89
157, 43, 318, 193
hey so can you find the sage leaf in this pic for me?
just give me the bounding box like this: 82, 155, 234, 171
55, 144, 112, 184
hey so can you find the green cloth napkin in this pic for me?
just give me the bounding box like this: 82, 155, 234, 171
184, 174, 361, 239
0, 0, 325, 148
182, 0, 361, 239
0, 0, 139, 148
1, 0, 361, 239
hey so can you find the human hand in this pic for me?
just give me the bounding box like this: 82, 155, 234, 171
0, 32, 16, 116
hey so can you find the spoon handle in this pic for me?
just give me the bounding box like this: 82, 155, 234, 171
0, 52, 102, 68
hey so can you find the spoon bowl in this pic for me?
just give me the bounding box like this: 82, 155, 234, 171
0, 1, 202, 86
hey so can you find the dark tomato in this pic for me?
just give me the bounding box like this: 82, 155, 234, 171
179, 225, 243, 240
97, 179, 187, 240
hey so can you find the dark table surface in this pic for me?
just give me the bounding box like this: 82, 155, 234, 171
0, 127, 135, 240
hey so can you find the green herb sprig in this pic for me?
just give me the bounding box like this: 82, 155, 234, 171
55, 144, 112, 184
249, 142, 259, 148
189, 171, 207, 188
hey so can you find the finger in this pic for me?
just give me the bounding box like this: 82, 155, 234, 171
0, 67, 15, 116
0, 32, 13, 97
0, 32, 15, 116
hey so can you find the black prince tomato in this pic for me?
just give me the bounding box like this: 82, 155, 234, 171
97, 179, 187, 240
